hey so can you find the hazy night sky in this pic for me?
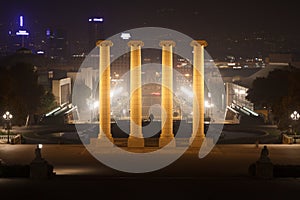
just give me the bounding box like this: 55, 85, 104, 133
1, 0, 300, 56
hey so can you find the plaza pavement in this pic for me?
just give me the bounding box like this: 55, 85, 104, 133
1, 143, 300, 199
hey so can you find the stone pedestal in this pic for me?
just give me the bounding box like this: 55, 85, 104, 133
255, 160, 273, 179
255, 145, 273, 179
90, 136, 114, 148
189, 137, 204, 148
159, 137, 176, 148
127, 137, 144, 148
29, 145, 54, 179
30, 160, 54, 179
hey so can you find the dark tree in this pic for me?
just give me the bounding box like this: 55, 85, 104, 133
38, 91, 56, 115
246, 68, 300, 130
0, 62, 55, 125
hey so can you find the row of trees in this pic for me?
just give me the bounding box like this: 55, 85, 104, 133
0, 62, 56, 125
246, 67, 300, 130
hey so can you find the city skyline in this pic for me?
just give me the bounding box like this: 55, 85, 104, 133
1, 0, 300, 58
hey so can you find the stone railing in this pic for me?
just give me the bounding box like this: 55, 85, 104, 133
0, 134, 21, 144
282, 134, 300, 144
11, 134, 22, 144
0, 135, 15, 140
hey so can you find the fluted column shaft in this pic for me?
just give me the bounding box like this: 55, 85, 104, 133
128, 40, 144, 147
159, 40, 176, 147
97, 40, 113, 141
190, 40, 207, 147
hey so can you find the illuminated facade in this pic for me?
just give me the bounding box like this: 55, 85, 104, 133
225, 82, 253, 110
52, 78, 72, 105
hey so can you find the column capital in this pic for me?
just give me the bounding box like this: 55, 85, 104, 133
190, 40, 208, 47
159, 40, 176, 47
96, 40, 113, 47
128, 40, 144, 47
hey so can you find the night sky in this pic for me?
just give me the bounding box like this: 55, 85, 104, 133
1, 0, 300, 56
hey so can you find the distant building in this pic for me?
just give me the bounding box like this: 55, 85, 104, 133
0, 15, 70, 62
52, 77, 72, 105
88, 17, 104, 51
45, 28, 69, 61
6, 16, 31, 54
265, 53, 293, 66
225, 82, 253, 110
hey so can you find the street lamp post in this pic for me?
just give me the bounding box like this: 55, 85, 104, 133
3, 111, 13, 144
290, 110, 300, 143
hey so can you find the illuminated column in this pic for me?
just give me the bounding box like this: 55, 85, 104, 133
190, 40, 208, 147
128, 40, 144, 147
97, 40, 113, 143
159, 40, 176, 147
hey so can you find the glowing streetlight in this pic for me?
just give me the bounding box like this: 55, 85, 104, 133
290, 111, 300, 136
3, 111, 13, 144
290, 111, 300, 121
38, 144, 43, 149
290, 110, 300, 143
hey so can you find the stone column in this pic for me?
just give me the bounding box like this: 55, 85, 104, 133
128, 40, 144, 147
190, 40, 208, 147
97, 40, 113, 143
159, 40, 176, 147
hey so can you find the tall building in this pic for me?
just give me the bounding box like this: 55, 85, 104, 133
0, 15, 70, 61
45, 28, 69, 61
6, 15, 31, 54
88, 17, 104, 51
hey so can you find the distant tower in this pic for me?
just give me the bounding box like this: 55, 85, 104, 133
8, 15, 30, 52
15, 15, 30, 47
88, 17, 104, 51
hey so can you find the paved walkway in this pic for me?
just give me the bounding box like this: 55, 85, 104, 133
1, 144, 300, 199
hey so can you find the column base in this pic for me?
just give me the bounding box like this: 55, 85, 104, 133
128, 136, 144, 147
90, 135, 114, 148
189, 136, 205, 148
159, 136, 176, 148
